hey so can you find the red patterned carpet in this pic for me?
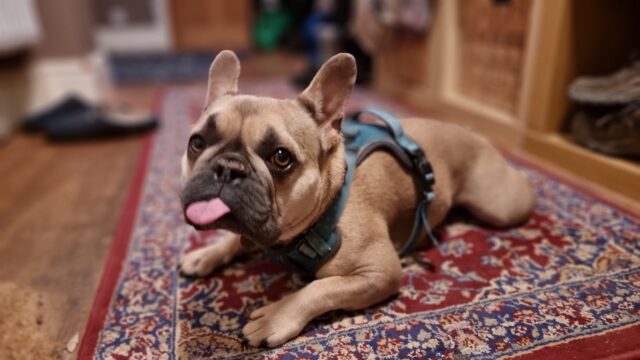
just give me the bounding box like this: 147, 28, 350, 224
79, 81, 640, 359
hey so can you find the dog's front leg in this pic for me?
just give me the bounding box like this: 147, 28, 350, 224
180, 231, 243, 277
242, 262, 401, 347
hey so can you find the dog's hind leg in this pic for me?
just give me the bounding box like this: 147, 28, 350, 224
455, 144, 535, 228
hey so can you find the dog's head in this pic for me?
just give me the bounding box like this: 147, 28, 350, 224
180, 51, 357, 246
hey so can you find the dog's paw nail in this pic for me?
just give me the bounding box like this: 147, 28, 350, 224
240, 337, 249, 347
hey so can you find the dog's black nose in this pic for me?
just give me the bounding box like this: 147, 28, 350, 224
212, 153, 250, 182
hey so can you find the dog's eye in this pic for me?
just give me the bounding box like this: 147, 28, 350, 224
271, 148, 292, 169
188, 135, 206, 154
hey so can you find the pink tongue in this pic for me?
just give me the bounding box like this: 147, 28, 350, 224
185, 198, 230, 225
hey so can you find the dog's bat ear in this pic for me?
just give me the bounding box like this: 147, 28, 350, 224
299, 53, 357, 146
206, 50, 241, 105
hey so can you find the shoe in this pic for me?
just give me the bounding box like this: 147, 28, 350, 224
570, 102, 640, 157
568, 61, 640, 105
22, 95, 93, 132
44, 107, 158, 141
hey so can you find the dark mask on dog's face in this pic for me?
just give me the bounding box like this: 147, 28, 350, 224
180, 51, 357, 246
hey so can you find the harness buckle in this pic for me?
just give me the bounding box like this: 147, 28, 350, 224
411, 152, 435, 187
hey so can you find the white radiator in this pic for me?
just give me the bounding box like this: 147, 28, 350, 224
0, 0, 40, 54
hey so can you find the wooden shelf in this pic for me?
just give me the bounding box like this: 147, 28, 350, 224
524, 132, 640, 202
372, 0, 640, 205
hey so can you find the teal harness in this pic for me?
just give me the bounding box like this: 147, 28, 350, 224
269, 109, 438, 278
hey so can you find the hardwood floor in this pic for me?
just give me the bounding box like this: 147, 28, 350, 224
0, 85, 156, 358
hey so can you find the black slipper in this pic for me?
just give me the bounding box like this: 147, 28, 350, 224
22, 95, 93, 132
44, 108, 158, 141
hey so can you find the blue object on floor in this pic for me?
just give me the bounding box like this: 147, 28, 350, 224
109, 52, 220, 84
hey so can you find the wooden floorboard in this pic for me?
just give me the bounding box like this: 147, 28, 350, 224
0, 85, 156, 358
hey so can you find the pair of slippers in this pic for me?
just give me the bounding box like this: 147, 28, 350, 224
23, 95, 158, 141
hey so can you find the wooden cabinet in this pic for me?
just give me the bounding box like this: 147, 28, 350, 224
374, 0, 640, 202
169, 0, 252, 51
456, 0, 531, 115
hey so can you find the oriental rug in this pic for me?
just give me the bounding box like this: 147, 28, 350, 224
79, 80, 640, 359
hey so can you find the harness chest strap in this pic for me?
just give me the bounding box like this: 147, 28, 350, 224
268, 109, 438, 278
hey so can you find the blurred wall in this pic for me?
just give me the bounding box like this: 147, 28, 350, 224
34, 0, 94, 57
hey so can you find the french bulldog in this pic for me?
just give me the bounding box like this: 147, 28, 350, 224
179, 50, 534, 347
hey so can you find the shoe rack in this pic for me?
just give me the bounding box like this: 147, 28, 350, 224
373, 0, 640, 202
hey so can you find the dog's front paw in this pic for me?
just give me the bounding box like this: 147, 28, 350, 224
242, 299, 307, 347
180, 245, 226, 277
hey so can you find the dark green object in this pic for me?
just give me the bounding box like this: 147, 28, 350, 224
253, 9, 293, 50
